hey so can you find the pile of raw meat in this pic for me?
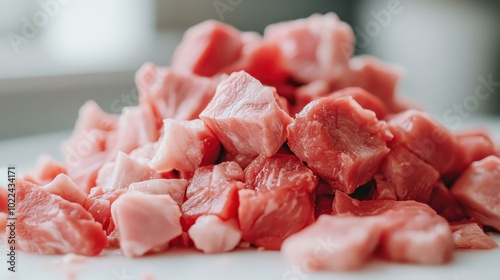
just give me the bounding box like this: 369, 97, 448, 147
4, 13, 500, 271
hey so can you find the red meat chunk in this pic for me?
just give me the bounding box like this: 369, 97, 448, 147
427, 182, 467, 222
288, 95, 393, 193
16, 180, 107, 255
200, 71, 292, 157
450, 221, 498, 249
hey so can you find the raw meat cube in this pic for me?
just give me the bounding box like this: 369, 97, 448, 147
288, 95, 392, 193
388, 109, 462, 174
23, 155, 68, 186
200, 71, 292, 157
150, 119, 220, 173
330, 87, 389, 120
281, 215, 384, 271
450, 221, 498, 249
264, 13, 354, 83
128, 179, 188, 206
135, 63, 218, 123
16, 180, 107, 256
427, 182, 466, 222
96, 152, 159, 191
181, 162, 245, 228
172, 20, 244, 77
239, 154, 316, 249
188, 215, 241, 254
373, 145, 440, 203
129, 142, 159, 166
294, 80, 331, 114
111, 192, 182, 257
450, 156, 500, 231
84, 187, 127, 235
42, 174, 87, 206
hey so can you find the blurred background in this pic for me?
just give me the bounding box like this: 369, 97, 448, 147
0, 0, 499, 140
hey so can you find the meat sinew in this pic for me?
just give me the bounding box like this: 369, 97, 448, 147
288, 95, 393, 194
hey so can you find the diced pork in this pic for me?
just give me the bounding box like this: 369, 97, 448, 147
200, 71, 292, 157
181, 162, 245, 228
330, 87, 389, 120
264, 13, 354, 84
129, 142, 159, 166
128, 179, 188, 206
239, 154, 316, 250
288, 96, 392, 193
188, 215, 242, 254
388, 109, 462, 175
150, 119, 220, 173
111, 192, 182, 257
450, 156, 500, 231
16, 180, 107, 255
450, 221, 498, 249
23, 155, 68, 186
42, 174, 87, 206
96, 152, 159, 191
84, 187, 127, 235
373, 145, 439, 203
135, 63, 218, 123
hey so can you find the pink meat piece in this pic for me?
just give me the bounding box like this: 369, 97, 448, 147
135, 63, 218, 124
239, 154, 316, 250
96, 152, 160, 191
23, 155, 68, 186
332, 191, 453, 265
218, 148, 257, 170
264, 13, 354, 84
107, 105, 159, 155
15, 180, 107, 255
330, 87, 389, 120
282, 215, 384, 271
427, 181, 467, 222
128, 142, 159, 166
373, 145, 440, 203
128, 179, 189, 206
339, 56, 405, 113
294, 80, 331, 114
150, 119, 220, 173
199, 71, 292, 157
84, 187, 126, 235
387, 109, 462, 175
42, 174, 87, 206
450, 156, 500, 231
188, 215, 242, 254
171, 20, 245, 77
447, 128, 495, 180
181, 162, 245, 228
67, 152, 108, 194
111, 192, 182, 257
287, 95, 393, 194
450, 221, 498, 249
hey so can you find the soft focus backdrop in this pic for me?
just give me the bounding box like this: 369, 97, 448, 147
0, 0, 499, 139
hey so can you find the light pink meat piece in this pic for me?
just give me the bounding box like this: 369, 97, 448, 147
108, 105, 159, 155
111, 192, 182, 257
188, 215, 242, 254
388, 109, 462, 175
330, 87, 389, 120
150, 119, 220, 173
182, 162, 245, 228
264, 13, 354, 84
135, 63, 218, 123
339, 56, 405, 113
129, 142, 159, 165
84, 187, 126, 235
42, 174, 87, 206
288, 96, 392, 193
67, 152, 108, 194
172, 20, 244, 77
447, 128, 495, 180
450, 156, 500, 231
239, 154, 316, 250
450, 221, 498, 249
96, 152, 159, 191
16, 180, 107, 255
427, 182, 466, 222
373, 145, 440, 203
23, 155, 68, 186
282, 215, 384, 271
128, 179, 188, 206
200, 71, 292, 157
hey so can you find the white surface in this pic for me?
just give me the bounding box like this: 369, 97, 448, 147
1, 119, 500, 280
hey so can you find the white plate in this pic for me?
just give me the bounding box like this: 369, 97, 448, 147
1, 117, 500, 280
